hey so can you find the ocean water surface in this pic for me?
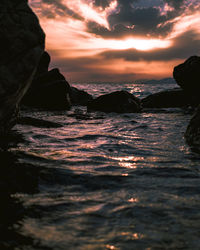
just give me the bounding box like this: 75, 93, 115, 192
1, 81, 200, 250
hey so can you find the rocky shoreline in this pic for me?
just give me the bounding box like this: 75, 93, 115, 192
0, 0, 200, 150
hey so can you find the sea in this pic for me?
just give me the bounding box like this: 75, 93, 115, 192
1, 80, 200, 250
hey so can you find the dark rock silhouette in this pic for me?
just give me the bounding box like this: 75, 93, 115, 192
141, 88, 197, 108
22, 50, 93, 109
173, 56, 200, 149
70, 86, 93, 106
87, 90, 141, 113
35, 51, 51, 77
185, 105, 200, 148
173, 56, 200, 97
21, 68, 71, 110
0, 0, 45, 134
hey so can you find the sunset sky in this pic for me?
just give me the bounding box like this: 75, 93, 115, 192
30, 0, 200, 83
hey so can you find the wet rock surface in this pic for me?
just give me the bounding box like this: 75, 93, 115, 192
87, 90, 141, 113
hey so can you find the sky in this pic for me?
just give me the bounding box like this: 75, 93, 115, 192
30, 0, 200, 83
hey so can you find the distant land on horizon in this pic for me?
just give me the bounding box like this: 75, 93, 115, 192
71, 77, 176, 85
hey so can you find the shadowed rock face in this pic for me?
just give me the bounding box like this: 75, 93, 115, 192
21, 68, 72, 110
173, 56, 200, 96
185, 106, 200, 148
0, 0, 45, 134
87, 90, 141, 113
34, 51, 51, 77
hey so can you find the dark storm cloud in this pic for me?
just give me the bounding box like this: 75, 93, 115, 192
108, 6, 167, 35
100, 30, 200, 61
86, 0, 197, 39
164, 0, 184, 9
87, 12, 172, 39
93, 0, 111, 8
87, 22, 137, 38
40, 0, 83, 20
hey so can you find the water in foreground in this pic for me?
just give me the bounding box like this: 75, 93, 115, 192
1, 82, 200, 250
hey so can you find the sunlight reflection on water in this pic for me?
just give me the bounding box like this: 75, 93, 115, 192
4, 82, 200, 250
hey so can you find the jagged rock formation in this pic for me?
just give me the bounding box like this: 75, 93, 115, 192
87, 90, 141, 113
0, 0, 45, 134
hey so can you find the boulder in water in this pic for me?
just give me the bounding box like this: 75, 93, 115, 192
87, 90, 141, 113
70, 87, 93, 106
141, 88, 198, 108
173, 56, 200, 97
0, 0, 45, 134
18, 116, 63, 128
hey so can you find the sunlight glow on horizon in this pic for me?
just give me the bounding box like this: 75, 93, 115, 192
95, 38, 172, 51
42, 18, 172, 53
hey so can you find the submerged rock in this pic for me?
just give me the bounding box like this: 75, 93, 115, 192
21, 68, 71, 110
17, 116, 63, 128
70, 86, 93, 106
87, 90, 141, 113
173, 56, 200, 97
185, 106, 200, 148
0, 0, 45, 134
141, 88, 197, 108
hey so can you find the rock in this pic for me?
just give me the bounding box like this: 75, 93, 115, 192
141, 88, 197, 108
70, 86, 93, 106
17, 116, 63, 128
185, 105, 200, 148
173, 56, 200, 97
21, 68, 71, 110
35, 51, 51, 77
87, 90, 141, 113
0, 0, 45, 134
32, 68, 66, 88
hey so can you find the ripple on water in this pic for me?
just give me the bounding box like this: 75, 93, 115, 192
3, 82, 200, 250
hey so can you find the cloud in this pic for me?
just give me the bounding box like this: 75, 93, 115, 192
31, 0, 83, 20
85, 0, 200, 39
48, 53, 155, 82
93, 0, 112, 8
100, 30, 200, 61
87, 8, 171, 38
